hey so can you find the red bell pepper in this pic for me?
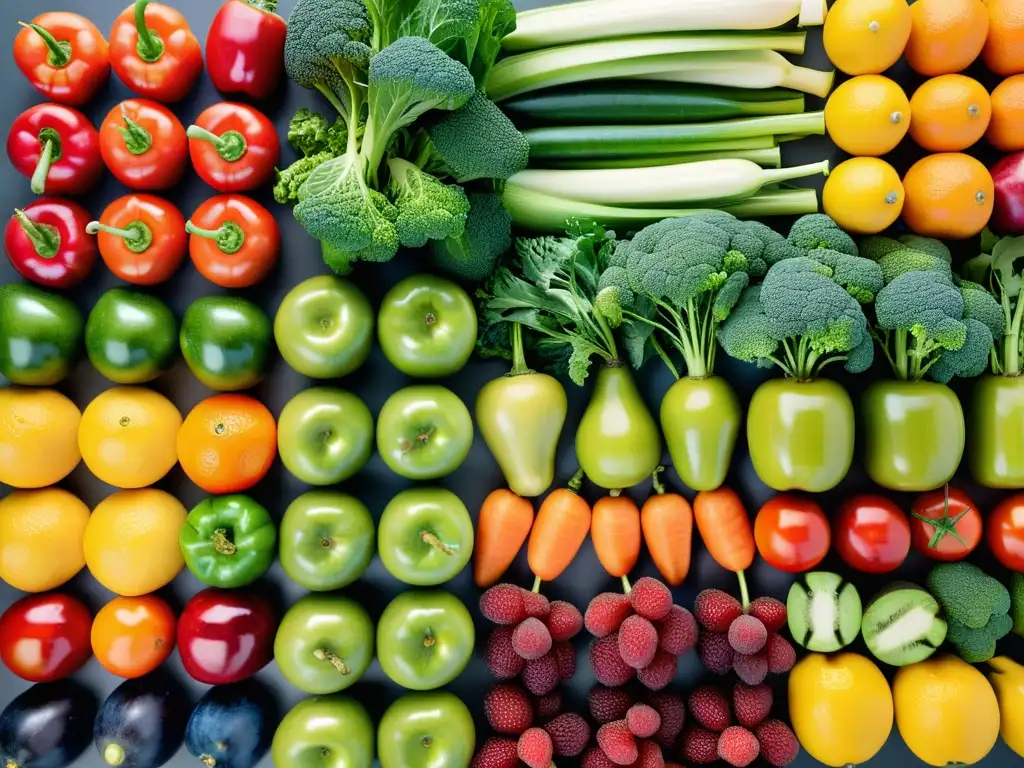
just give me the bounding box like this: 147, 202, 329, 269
186, 194, 279, 288
187, 102, 280, 192
206, 0, 286, 100
99, 99, 188, 190
14, 12, 110, 106
6, 103, 103, 195
4, 198, 98, 288
109, 0, 203, 103
87, 194, 187, 285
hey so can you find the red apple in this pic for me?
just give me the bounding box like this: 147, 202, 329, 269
177, 589, 275, 684
992, 153, 1024, 235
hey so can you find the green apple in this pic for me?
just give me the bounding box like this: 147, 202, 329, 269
378, 488, 474, 586
278, 388, 374, 485
376, 386, 473, 480
272, 695, 374, 768
377, 692, 475, 768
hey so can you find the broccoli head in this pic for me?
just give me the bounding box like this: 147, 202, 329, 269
716, 285, 779, 365
788, 213, 858, 257
429, 190, 512, 281
274, 151, 335, 205
742, 220, 804, 267
928, 317, 997, 383
385, 157, 469, 248
900, 234, 951, 263
860, 235, 905, 263
946, 614, 1013, 663
961, 283, 1006, 339
425, 91, 530, 182
928, 562, 1012, 630
803, 248, 884, 304
1012, 573, 1024, 638
876, 247, 953, 284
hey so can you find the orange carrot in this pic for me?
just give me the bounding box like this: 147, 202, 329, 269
528, 470, 592, 584
693, 486, 755, 575
641, 468, 693, 587
592, 495, 641, 580
474, 489, 535, 588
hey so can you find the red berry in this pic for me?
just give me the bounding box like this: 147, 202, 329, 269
733, 650, 768, 686
518, 728, 553, 768
523, 652, 560, 696
717, 726, 759, 768
547, 600, 583, 641
655, 605, 698, 656
747, 597, 787, 633
697, 631, 734, 675
732, 683, 772, 729
630, 577, 672, 621
755, 719, 800, 767
619, 615, 659, 669
544, 713, 591, 757
514, 617, 554, 660
589, 686, 634, 724
586, 593, 633, 638
648, 691, 685, 747
472, 738, 519, 768
533, 691, 564, 720
485, 627, 526, 679
597, 720, 638, 766
553, 640, 576, 680
480, 584, 527, 625
625, 704, 661, 738
766, 633, 796, 674
590, 634, 635, 687
693, 590, 742, 632
583, 746, 616, 768
485, 683, 534, 735
728, 615, 767, 655
688, 686, 732, 733
682, 726, 719, 765
522, 589, 551, 618
632, 740, 665, 768
637, 649, 677, 691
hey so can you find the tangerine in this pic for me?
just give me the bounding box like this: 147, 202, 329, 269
902, 153, 994, 238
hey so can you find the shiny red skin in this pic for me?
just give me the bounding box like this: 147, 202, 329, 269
754, 494, 831, 574
0, 594, 92, 683
188, 102, 280, 192
4, 198, 98, 288
7, 104, 103, 195
13, 12, 111, 106
988, 494, 1024, 572
834, 494, 911, 574
991, 153, 1024, 236
206, 0, 287, 99
910, 486, 981, 562
99, 99, 188, 190
177, 589, 274, 684
188, 194, 280, 287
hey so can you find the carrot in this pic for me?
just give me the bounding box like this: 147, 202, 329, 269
474, 489, 535, 588
641, 467, 693, 587
592, 495, 641, 582
693, 485, 755, 605
528, 469, 592, 584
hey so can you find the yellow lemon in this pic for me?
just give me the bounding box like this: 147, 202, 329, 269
0, 489, 89, 592
824, 0, 913, 75
84, 489, 187, 596
78, 387, 182, 489
895, 655, 1000, 766
789, 652, 893, 767
823, 157, 905, 235
825, 75, 911, 156
0, 388, 81, 488
989, 656, 1024, 758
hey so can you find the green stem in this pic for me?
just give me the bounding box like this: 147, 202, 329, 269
85, 220, 153, 253
420, 530, 455, 555
651, 466, 665, 495
245, 0, 278, 11
186, 125, 247, 162
1005, 295, 1024, 375
30, 138, 54, 195
211, 529, 236, 556
133, 0, 164, 62
592, 307, 618, 360
508, 323, 532, 376
684, 297, 707, 377
19, 22, 71, 67
894, 329, 909, 380
650, 334, 680, 380
532, 575, 542, 593
780, 338, 798, 375
567, 467, 584, 493
14, 209, 60, 258
621, 575, 632, 594
185, 220, 245, 254
737, 570, 750, 610
117, 107, 153, 155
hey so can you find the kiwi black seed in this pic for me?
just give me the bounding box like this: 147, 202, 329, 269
786, 571, 863, 652
861, 584, 947, 667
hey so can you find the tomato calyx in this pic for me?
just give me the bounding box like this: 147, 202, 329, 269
911, 485, 971, 550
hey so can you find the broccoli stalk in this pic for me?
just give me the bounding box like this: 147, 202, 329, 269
962, 232, 1024, 375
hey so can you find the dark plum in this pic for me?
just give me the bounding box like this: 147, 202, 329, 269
0, 681, 96, 768
185, 681, 277, 768
93, 673, 189, 768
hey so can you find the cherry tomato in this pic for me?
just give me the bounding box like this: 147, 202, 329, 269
186, 194, 279, 288
988, 493, 1024, 572
910, 486, 981, 561
91, 595, 176, 679
754, 494, 831, 573
834, 494, 911, 574
0, 593, 92, 682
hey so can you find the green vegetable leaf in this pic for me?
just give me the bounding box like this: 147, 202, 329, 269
992, 235, 1024, 299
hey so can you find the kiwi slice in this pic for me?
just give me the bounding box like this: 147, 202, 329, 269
862, 584, 947, 667
787, 572, 863, 652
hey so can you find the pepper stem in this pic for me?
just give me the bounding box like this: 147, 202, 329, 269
567, 467, 585, 493
508, 323, 533, 377
651, 466, 665, 495
118, 106, 153, 155
211, 529, 237, 556
246, 0, 279, 11
31, 139, 54, 195
85, 220, 154, 254
133, 0, 165, 62
420, 531, 455, 556
14, 209, 60, 258
313, 648, 350, 674
19, 22, 71, 67
737, 570, 750, 611
186, 125, 248, 162
185, 220, 245, 254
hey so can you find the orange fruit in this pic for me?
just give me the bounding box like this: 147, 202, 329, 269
909, 75, 992, 151
905, 0, 990, 76
982, 0, 1024, 76
78, 387, 182, 488
0, 489, 89, 592
91, 595, 176, 678
987, 75, 1024, 151
823, 158, 905, 235
825, 76, 911, 156
902, 153, 994, 239
823, 0, 913, 75
0, 388, 81, 488
178, 394, 277, 494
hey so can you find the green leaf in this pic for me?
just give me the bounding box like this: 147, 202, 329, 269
981, 228, 1001, 254
992, 236, 1024, 298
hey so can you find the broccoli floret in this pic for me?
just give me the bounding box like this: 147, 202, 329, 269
385, 157, 469, 248
429, 190, 512, 281
744, 220, 804, 267
1012, 573, 1024, 638
877, 247, 954, 284
803, 248, 884, 304
961, 283, 1006, 339
287, 108, 332, 155
788, 214, 858, 257
900, 234, 951, 263
929, 317, 997, 383
860, 235, 905, 263
425, 91, 530, 182
928, 562, 1012, 630
717, 285, 779, 365
274, 151, 335, 204
947, 614, 1014, 663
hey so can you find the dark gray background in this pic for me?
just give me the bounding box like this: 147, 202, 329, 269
0, 0, 1021, 766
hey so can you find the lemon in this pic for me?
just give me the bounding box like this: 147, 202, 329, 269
824, 0, 913, 75
823, 157, 905, 235
989, 657, 1024, 758
0, 489, 90, 592
789, 652, 893, 767
0, 388, 81, 488
895, 655, 1000, 766
826, 75, 911, 156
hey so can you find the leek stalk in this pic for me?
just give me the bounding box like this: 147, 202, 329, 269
541, 146, 784, 170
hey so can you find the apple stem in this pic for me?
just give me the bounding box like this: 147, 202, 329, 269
423, 634, 436, 648
212, 529, 236, 555
420, 530, 455, 555
201, 756, 217, 767
424, 312, 436, 327
421, 737, 433, 748
313, 648, 350, 674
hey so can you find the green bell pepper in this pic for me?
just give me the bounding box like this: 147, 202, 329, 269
180, 495, 277, 588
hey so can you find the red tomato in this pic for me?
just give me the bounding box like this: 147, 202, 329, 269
988, 493, 1024, 572
834, 494, 911, 574
0, 593, 92, 682
910, 486, 981, 561
754, 495, 831, 573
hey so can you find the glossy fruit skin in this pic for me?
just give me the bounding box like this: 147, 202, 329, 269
660, 375, 740, 492
376, 591, 474, 691
93, 673, 188, 768
377, 692, 475, 768
188, 102, 280, 192
576, 364, 661, 491
911, 486, 981, 561
187, 194, 279, 288
754, 495, 831, 573
271, 696, 374, 768
7, 103, 102, 195
279, 491, 375, 592
206, 0, 287, 99
91, 194, 187, 285
970, 375, 1024, 486
0, 389, 82, 489
180, 295, 272, 391
274, 275, 374, 379
0, 594, 92, 683
185, 681, 276, 768
0, 489, 89, 593
378, 275, 477, 377
747, 378, 854, 492
988, 494, 1024, 571
988, 657, 1024, 759
274, 595, 375, 695
278, 388, 374, 485
0, 681, 96, 768
98, 99, 187, 190
379, 488, 474, 586
377, 386, 473, 480
834, 494, 911, 574
179, 494, 277, 588
177, 589, 275, 685
0, 283, 82, 386
90, 595, 175, 679
990, 153, 1024, 236
13, 12, 110, 105
85, 288, 177, 384
5, 198, 98, 288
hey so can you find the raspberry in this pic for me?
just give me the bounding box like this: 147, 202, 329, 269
533, 691, 564, 720
583, 746, 616, 768
648, 692, 685, 747
522, 589, 551, 618
514, 617, 554, 660
697, 631, 734, 675
747, 597, 787, 633
597, 720, 638, 766
733, 651, 768, 686
480, 584, 527, 625
717, 726, 759, 768
630, 577, 673, 621
518, 728, 553, 768
625, 704, 661, 738
727, 615, 767, 655
553, 640, 576, 680
485, 627, 526, 679
682, 727, 719, 765
755, 719, 800, 767
688, 686, 732, 733
484, 683, 534, 735
655, 605, 698, 656
766, 633, 796, 674
693, 589, 742, 632
544, 713, 591, 757
618, 615, 659, 669
523, 652, 560, 696
590, 634, 635, 687
547, 600, 583, 641
633, 740, 665, 768
636, 649, 676, 691
472, 738, 519, 768
588, 685, 634, 724
586, 593, 633, 638
732, 683, 772, 729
